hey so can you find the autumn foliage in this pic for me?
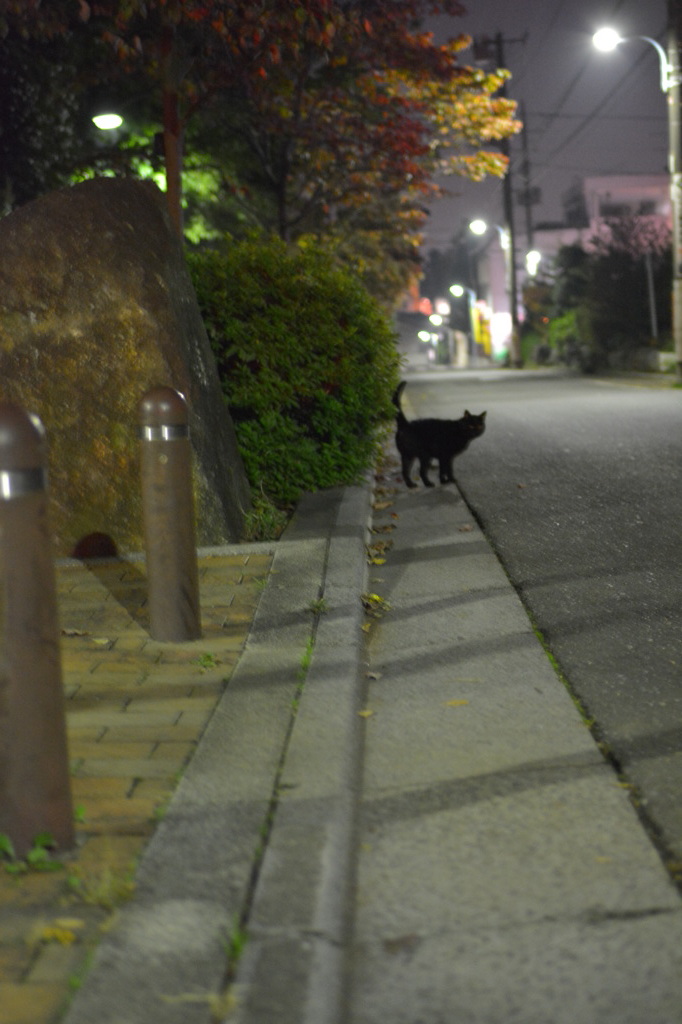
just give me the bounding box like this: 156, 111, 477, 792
1, 0, 520, 246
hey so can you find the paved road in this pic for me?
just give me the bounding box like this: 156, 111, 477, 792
402, 370, 682, 865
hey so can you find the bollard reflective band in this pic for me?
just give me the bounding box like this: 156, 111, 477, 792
139, 424, 190, 442
0, 467, 46, 500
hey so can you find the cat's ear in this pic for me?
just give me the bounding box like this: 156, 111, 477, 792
464, 409, 471, 417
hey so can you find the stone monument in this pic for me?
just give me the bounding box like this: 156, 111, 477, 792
0, 177, 250, 555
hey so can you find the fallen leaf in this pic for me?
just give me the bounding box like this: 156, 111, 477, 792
372, 500, 393, 511
458, 524, 473, 533
368, 540, 393, 554
444, 699, 469, 707
62, 628, 89, 637
54, 917, 86, 931
366, 671, 382, 680
358, 709, 375, 718
369, 557, 386, 566
383, 934, 421, 955
362, 593, 391, 617
40, 926, 78, 945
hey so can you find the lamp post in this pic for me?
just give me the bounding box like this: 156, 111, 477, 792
594, 18, 682, 379
449, 283, 477, 365
469, 219, 522, 366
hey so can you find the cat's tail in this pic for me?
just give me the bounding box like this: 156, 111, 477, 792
392, 381, 408, 424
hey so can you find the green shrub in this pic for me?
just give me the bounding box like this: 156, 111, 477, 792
187, 236, 401, 505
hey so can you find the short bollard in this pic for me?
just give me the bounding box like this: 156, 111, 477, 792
139, 387, 201, 641
0, 404, 75, 857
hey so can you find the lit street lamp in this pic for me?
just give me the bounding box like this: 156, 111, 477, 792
526, 249, 542, 276
469, 218, 487, 237
449, 283, 477, 366
449, 283, 474, 299
593, 27, 670, 90
91, 112, 123, 131
469, 218, 509, 249
468, 219, 521, 365
593, 18, 682, 379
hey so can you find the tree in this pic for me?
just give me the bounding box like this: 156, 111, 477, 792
547, 220, 672, 369
2, 0, 519, 243
585, 217, 671, 358
195, 12, 518, 242
0, 32, 84, 213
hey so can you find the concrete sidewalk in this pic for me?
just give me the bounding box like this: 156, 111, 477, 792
3, 459, 682, 1024
351, 474, 682, 1024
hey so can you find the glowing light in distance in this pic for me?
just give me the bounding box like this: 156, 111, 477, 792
593, 27, 622, 52
526, 250, 542, 275
92, 113, 123, 130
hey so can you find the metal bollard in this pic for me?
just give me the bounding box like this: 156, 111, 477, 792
0, 404, 74, 857
139, 387, 201, 641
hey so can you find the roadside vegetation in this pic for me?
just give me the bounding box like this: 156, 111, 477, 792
521, 218, 672, 372
187, 237, 401, 509
1, 2, 521, 528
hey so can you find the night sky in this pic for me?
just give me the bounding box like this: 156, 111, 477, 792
425, 0, 667, 252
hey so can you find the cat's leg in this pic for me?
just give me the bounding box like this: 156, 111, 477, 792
419, 458, 435, 487
439, 457, 455, 484
401, 455, 418, 488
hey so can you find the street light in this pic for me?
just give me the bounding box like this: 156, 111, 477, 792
92, 112, 123, 131
468, 219, 521, 365
449, 283, 478, 366
469, 219, 509, 249
593, 22, 682, 379
593, 27, 671, 90
449, 283, 471, 299
526, 249, 542, 276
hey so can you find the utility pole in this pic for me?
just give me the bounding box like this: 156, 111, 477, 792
519, 102, 535, 251
667, 0, 682, 379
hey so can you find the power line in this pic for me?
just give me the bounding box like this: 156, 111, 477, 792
526, 111, 665, 122
530, 25, 666, 186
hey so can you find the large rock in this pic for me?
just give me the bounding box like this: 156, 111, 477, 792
0, 178, 250, 555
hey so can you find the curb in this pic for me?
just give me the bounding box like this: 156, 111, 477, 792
228, 479, 372, 1024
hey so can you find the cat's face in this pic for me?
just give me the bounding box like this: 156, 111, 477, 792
463, 410, 486, 437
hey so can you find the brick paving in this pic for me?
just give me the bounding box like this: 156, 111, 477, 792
0, 550, 272, 1024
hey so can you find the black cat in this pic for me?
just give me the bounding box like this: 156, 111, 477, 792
392, 381, 486, 489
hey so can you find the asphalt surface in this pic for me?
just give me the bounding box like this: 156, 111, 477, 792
60, 370, 682, 1023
